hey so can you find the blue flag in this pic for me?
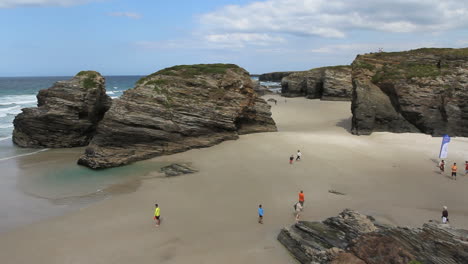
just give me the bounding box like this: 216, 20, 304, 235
439, 134, 451, 159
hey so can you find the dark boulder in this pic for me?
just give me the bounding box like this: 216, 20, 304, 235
278, 209, 468, 264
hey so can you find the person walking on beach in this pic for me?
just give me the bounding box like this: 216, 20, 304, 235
442, 206, 449, 223
451, 163, 457, 180
295, 202, 303, 223
296, 150, 302, 161
154, 204, 161, 227
465, 161, 468, 176
289, 155, 294, 164
439, 160, 445, 173
258, 204, 264, 224
298, 191, 305, 207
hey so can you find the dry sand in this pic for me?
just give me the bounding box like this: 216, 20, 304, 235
1, 95, 468, 264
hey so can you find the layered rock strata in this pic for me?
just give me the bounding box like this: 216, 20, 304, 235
13, 71, 111, 148
351, 48, 468, 136
78, 64, 277, 169
252, 80, 273, 96
281, 66, 352, 100
259, 71, 296, 82
278, 209, 468, 264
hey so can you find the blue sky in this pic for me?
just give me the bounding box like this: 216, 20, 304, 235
1, 0, 467, 76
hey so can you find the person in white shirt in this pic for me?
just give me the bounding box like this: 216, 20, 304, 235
295, 202, 303, 222
296, 150, 302, 161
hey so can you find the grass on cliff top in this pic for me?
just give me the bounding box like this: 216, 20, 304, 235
371, 63, 447, 83
308, 65, 350, 71
364, 47, 468, 59
76, 71, 100, 89
137, 64, 240, 84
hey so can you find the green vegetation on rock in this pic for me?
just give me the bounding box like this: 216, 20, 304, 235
354, 61, 375, 71
77, 71, 100, 89
371, 63, 445, 83
308, 65, 350, 71
147, 79, 168, 86
137, 64, 240, 84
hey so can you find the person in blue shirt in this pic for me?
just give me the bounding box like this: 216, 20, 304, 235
258, 204, 264, 224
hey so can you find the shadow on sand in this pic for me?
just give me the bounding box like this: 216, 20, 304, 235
336, 117, 352, 133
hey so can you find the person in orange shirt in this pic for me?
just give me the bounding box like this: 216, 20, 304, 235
298, 190, 305, 207
451, 163, 457, 180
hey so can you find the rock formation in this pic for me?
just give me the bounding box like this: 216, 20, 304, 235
13, 71, 111, 148
160, 163, 198, 177
252, 80, 273, 96
278, 209, 468, 264
259, 71, 296, 82
281, 66, 352, 100
351, 48, 468, 136
78, 64, 277, 169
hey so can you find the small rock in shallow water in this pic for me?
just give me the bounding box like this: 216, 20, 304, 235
160, 164, 198, 177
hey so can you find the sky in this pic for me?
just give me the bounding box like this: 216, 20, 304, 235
1, 0, 468, 76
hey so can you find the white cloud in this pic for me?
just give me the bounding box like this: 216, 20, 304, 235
205, 33, 285, 48
309, 42, 443, 55
0, 0, 93, 8
108, 12, 142, 19
200, 0, 468, 40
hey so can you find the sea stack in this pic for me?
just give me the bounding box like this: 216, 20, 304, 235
78, 64, 277, 169
351, 48, 468, 136
281, 65, 352, 100
13, 71, 112, 148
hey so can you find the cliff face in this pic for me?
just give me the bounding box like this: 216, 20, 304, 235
78, 64, 277, 169
278, 209, 468, 264
13, 71, 111, 148
259, 71, 296, 82
351, 48, 468, 136
281, 66, 352, 100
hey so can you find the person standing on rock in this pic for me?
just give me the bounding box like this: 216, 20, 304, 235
154, 204, 161, 227
439, 160, 445, 173
289, 155, 294, 164
258, 204, 264, 224
298, 191, 305, 207
296, 150, 302, 161
451, 163, 457, 180
442, 206, 449, 223
295, 202, 303, 223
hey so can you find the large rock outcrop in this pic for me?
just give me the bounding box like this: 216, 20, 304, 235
278, 209, 468, 264
281, 66, 352, 100
78, 64, 277, 169
13, 71, 111, 148
351, 48, 468, 136
259, 71, 296, 82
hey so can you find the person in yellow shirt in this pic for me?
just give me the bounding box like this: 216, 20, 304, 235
154, 204, 161, 227
451, 163, 457, 180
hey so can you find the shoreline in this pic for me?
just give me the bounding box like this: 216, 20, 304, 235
1, 95, 468, 263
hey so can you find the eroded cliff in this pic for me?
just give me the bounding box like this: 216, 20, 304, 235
281, 66, 352, 100
351, 48, 468, 136
78, 64, 277, 169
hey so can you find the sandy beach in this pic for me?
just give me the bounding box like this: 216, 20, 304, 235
1, 94, 468, 264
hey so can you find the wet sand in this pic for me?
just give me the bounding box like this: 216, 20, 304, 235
1, 95, 468, 263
